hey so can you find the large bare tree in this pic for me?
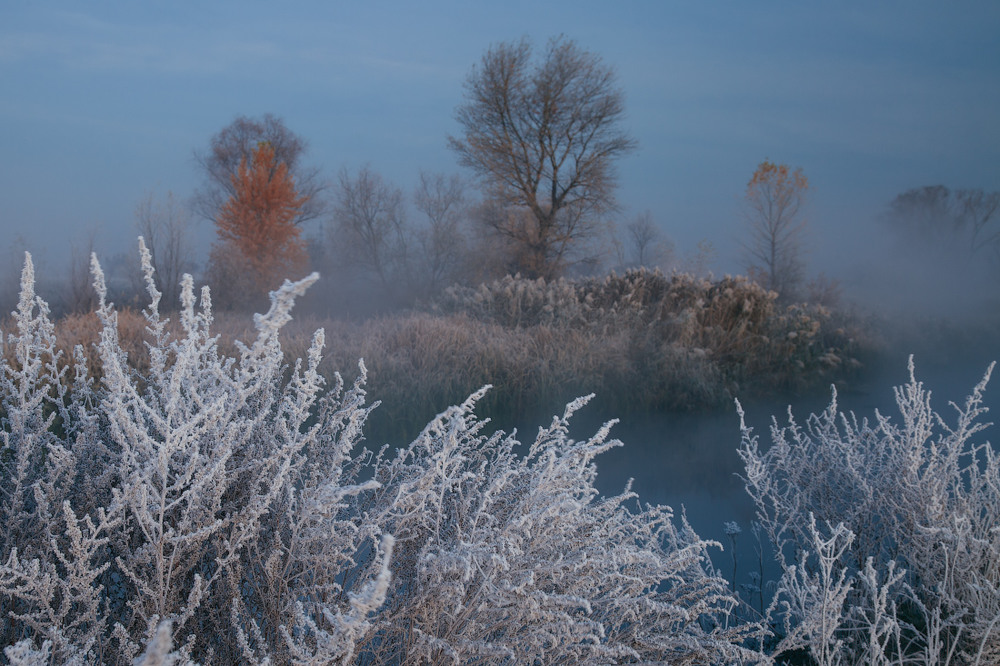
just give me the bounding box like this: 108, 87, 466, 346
194, 114, 325, 225
449, 37, 636, 279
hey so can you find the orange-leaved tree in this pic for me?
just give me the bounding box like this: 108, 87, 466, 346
210, 141, 308, 308
742, 160, 809, 300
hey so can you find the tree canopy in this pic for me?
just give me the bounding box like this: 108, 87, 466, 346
195, 114, 324, 226
210, 141, 308, 306
449, 37, 636, 279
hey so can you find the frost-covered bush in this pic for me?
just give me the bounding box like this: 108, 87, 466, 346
739, 358, 1000, 664
438, 269, 858, 399
436, 273, 589, 328
350, 391, 760, 664
0, 244, 756, 664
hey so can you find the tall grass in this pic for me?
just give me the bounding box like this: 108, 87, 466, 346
432, 270, 864, 406
7, 269, 867, 441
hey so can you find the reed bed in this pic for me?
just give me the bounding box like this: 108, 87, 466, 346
4, 269, 867, 442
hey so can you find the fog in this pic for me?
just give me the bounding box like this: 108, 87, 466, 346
3, 4, 998, 277
3, 0, 999, 547
5, 9, 1000, 661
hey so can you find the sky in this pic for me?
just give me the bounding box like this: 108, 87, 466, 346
2, 1, 999, 300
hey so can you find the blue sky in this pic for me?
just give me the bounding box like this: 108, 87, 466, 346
2, 1, 999, 287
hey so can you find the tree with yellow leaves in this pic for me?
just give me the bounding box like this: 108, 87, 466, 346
742, 160, 809, 300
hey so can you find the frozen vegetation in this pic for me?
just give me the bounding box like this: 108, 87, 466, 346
0, 245, 756, 663
34, 268, 865, 443
1, 244, 997, 664
739, 358, 1000, 664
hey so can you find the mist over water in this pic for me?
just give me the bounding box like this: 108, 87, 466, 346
547, 333, 1000, 595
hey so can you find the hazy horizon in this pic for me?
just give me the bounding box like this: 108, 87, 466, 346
3, 2, 999, 313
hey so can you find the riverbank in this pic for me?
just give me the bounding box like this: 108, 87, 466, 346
20, 269, 873, 442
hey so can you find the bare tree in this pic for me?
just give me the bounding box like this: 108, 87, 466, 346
449, 37, 637, 279
742, 160, 809, 300
66, 229, 98, 314
194, 114, 325, 225
134, 191, 192, 310
624, 210, 674, 269
887, 185, 1000, 264
681, 239, 716, 278
456, 198, 523, 283
330, 166, 409, 292
886, 185, 952, 240
413, 171, 468, 292
961, 189, 1000, 259
627, 212, 659, 267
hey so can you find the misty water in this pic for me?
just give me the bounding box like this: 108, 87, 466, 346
547, 345, 1000, 598
364, 324, 1000, 601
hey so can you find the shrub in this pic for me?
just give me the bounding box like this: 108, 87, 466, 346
739, 358, 1000, 665
0, 244, 757, 664
437, 269, 862, 399
435, 274, 590, 328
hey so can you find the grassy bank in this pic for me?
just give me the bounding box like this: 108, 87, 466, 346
10, 269, 870, 442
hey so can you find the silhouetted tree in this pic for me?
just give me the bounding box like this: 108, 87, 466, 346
681, 239, 716, 278
0, 236, 29, 317
624, 210, 673, 269
887, 185, 1000, 264
134, 191, 192, 310
413, 171, 469, 292
195, 114, 324, 225
742, 160, 809, 300
66, 229, 98, 314
449, 37, 636, 279
330, 166, 409, 294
